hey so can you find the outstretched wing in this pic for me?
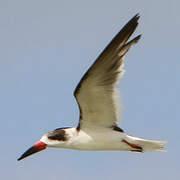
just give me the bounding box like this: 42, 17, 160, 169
74, 14, 141, 130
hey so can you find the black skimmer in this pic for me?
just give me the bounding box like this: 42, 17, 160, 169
18, 14, 166, 161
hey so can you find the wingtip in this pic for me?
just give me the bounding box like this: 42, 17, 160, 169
131, 13, 140, 24
126, 13, 140, 25
136, 13, 140, 18
134, 13, 140, 19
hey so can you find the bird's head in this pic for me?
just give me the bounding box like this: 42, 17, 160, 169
17, 128, 70, 161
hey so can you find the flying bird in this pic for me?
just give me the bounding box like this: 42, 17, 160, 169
18, 14, 166, 161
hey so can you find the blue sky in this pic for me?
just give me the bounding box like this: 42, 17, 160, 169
1, 0, 180, 180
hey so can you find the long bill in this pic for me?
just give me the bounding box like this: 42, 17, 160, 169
17, 141, 47, 161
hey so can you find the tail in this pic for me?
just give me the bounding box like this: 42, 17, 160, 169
126, 136, 167, 152
138, 139, 166, 152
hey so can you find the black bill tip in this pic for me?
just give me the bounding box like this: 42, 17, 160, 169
17, 141, 46, 161
17, 146, 38, 161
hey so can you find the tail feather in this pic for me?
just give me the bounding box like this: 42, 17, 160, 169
138, 139, 167, 152
126, 136, 167, 152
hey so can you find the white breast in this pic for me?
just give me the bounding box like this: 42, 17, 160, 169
68, 128, 127, 151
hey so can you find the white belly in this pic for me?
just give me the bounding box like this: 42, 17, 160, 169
67, 129, 131, 151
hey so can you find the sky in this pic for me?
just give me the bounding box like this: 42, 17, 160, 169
1, 0, 180, 180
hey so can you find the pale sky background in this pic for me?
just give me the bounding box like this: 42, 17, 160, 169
1, 0, 180, 180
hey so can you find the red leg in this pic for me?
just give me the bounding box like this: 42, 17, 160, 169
122, 139, 143, 152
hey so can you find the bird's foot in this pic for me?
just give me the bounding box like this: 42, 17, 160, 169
122, 139, 143, 152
